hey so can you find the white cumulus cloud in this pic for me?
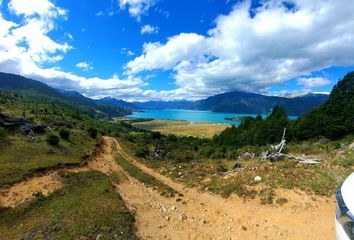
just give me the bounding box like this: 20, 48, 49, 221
8, 0, 66, 18
297, 77, 331, 88
126, 0, 354, 99
0, 0, 145, 100
119, 0, 156, 21
141, 24, 159, 34
75, 62, 93, 71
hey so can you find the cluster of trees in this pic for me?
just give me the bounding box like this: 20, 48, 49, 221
214, 106, 290, 147
214, 72, 354, 147
293, 72, 353, 140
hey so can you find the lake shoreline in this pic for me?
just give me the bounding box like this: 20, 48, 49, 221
126, 109, 297, 125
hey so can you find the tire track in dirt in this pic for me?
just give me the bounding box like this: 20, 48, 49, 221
112, 138, 336, 240
0, 137, 336, 240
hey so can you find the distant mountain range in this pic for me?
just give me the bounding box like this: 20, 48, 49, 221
99, 91, 328, 116
131, 100, 194, 110
0, 72, 329, 117
192, 90, 329, 116
95, 97, 136, 109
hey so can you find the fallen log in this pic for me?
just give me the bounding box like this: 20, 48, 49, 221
285, 154, 321, 164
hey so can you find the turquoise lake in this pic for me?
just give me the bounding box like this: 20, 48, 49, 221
127, 109, 297, 125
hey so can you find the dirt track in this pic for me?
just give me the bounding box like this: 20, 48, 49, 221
0, 137, 336, 240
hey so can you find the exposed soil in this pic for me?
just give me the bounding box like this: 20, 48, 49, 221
0, 172, 63, 208
0, 136, 336, 239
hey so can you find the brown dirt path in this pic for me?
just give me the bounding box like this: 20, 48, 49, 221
0, 137, 336, 240
112, 137, 336, 240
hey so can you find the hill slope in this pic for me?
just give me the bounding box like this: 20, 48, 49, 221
95, 97, 136, 109
0, 72, 131, 118
294, 72, 354, 139
195, 91, 328, 116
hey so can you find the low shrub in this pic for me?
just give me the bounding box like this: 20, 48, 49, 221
0, 127, 7, 140
46, 134, 60, 146
0, 127, 8, 145
135, 145, 150, 158
216, 162, 227, 173
87, 127, 97, 139
59, 128, 70, 140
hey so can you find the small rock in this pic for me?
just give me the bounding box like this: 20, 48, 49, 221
96, 234, 103, 240
32, 192, 41, 197
241, 225, 247, 231
254, 176, 262, 182
178, 172, 182, 176
178, 214, 187, 221
165, 216, 170, 221
349, 142, 354, 150
171, 206, 177, 211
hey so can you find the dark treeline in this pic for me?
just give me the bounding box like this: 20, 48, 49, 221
214, 72, 354, 147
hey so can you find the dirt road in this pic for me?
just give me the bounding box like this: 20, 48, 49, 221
111, 137, 336, 240
0, 137, 336, 240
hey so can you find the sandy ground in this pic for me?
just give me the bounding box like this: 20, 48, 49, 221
0, 137, 336, 239
0, 172, 63, 208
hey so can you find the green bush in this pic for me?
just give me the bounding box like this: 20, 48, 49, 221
59, 128, 70, 140
216, 162, 227, 173
135, 145, 150, 158
46, 134, 60, 146
87, 127, 97, 139
0, 127, 8, 143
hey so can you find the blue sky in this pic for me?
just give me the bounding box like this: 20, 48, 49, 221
0, 0, 353, 101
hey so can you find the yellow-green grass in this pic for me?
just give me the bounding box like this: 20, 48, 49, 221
113, 117, 145, 123
0, 171, 137, 240
115, 155, 179, 198
0, 130, 96, 187
132, 119, 188, 130
153, 122, 230, 138
131, 118, 229, 138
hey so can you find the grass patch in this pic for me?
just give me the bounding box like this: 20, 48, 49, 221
119, 134, 352, 200
201, 175, 258, 199
259, 188, 275, 205
0, 171, 137, 240
132, 119, 188, 130
276, 197, 288, 206
154, 123, 230, 138
115, 156, 178, 198
0, 131, 96, 187
131, 119, 229, 138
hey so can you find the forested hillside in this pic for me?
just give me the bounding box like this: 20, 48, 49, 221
0, 72, 131, 118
